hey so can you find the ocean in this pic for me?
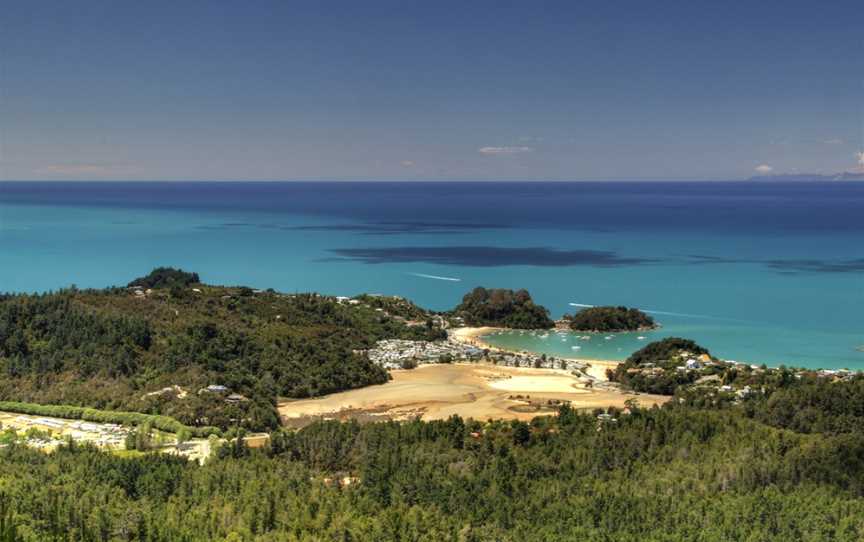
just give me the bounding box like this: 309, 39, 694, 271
1, 181, 862, 370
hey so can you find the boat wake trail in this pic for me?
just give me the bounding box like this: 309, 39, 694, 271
410, 272, 462, 282
568, 302, 749, 322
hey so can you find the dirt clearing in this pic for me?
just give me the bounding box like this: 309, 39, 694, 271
278, 363, 668, 427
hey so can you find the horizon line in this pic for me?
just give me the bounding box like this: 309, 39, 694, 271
3, 177, 850, 184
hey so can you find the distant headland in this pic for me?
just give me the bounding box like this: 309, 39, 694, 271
748, 171, 864, 182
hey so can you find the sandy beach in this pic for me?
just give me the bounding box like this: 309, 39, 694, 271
450, 326, 622, 382
448, 326, 502, 345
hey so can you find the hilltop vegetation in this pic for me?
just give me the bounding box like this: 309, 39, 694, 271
626, 337, 710, 366
127, 267, 200, 289
0, 269, 445, 431
610, 337, 714, 394
563, 305, 655, 332
452, 287, 554, 329
351, 294, 434, 321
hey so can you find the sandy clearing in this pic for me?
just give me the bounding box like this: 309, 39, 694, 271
278, 362, 668, 427
579, 359, 621, 381
487, 375, 585, 393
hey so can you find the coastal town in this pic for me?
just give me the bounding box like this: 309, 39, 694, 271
367, 336, 589, 373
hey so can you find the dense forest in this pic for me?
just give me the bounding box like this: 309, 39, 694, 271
563, 306, 656, 332
0, 269, 445, 431
0, 402, 862, 540
452, 287, 554, 329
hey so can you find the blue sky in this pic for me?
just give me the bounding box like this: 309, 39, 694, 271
1, 0, 862, 181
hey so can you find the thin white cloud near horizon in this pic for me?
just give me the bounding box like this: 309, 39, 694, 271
478, 146, 534, 155
754, 164, 773, 174
34, 163, 135, 176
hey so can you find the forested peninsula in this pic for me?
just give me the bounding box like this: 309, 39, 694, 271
0, 269, 445, 431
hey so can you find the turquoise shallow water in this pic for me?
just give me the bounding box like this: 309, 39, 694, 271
1, 181, 862, 369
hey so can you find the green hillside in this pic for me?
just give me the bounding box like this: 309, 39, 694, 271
0, 269, 444, 431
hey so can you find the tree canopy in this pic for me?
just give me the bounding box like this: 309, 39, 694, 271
452, 287, 554, 329
127, 267, 200, 289
0, 404, 861, 540
564, 305, 655, 332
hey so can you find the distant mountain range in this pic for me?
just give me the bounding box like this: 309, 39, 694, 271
748, 171, 864, 182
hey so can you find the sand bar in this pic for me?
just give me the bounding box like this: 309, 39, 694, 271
278, 362, 668, 427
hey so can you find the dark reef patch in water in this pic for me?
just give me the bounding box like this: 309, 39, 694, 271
196, 221, 510, 235
763, 258, 864, 274
328, 246, 654, 267
684, 254, 864, 274
284, 221, 511, 235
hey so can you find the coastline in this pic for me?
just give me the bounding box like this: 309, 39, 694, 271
449, 326, 621, 382
453, 326, 863, 377
278, 327, 669, 426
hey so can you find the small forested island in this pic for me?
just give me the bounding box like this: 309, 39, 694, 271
563, 305, 656, 332
452, 287, 554, 329
0, 270, 863, 539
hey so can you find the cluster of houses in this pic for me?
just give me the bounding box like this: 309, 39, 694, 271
626, 352, 717, 376
630, 349, 860, 401
4, 415, 130, 450
811, 368, 857, 381
675, 353, 716, 371
718, 384, 754, 399
198, 385, 248, 404
142, 384, 247, 404
129, 285, 151, 298
367, 339, 484, 369
367, 338, 587, 373
719, 362, 857, 384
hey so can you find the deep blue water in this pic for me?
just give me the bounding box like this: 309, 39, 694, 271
1, 181, 862, 369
